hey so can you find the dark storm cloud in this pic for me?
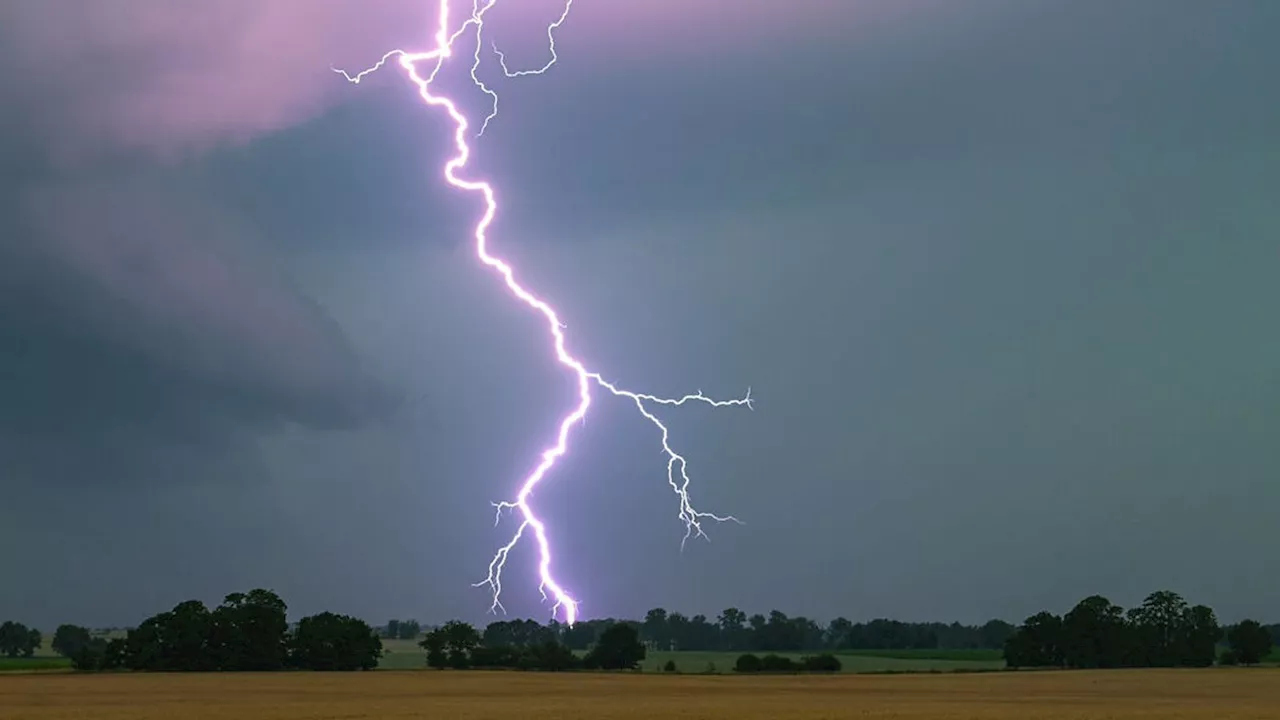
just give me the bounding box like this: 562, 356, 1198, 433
2, 0, 1279, 632
0, 1, 424, 492
0, 174, 391, 490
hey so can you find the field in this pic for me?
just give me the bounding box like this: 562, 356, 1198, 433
0, 657, 70, 672
3, 668, 1278, 719
376, 639, 1008, 672
17, 638, 1278, 674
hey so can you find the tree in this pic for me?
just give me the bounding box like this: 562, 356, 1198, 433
112, 600, 217, 671
52, 625, 92, 659
439, 620, 480, 669
165, 600, 216, 671
70, 637, 126, 672
125, 614, 168, 671
583, 621, 645, 670
522, 637, 578, 671
1062, 595, 1128, 669
1181, 605, 1220, 668
686, 615, 719, 651
289, 612, 382, 671
384, 620, 401, 640
642, 608, 669, 650
717, 608, 747, 651
0, 622, 40, 658
1127, 590, 1189, 667
1227, 620, 1274, 666
561, 620, 598, 650
979, 619, 1016, 650
209, 590, 289, 671
1004, 611, 1065, 668
666, 612, 690, 651
398, 620, 422, 640
801, 653, 842, 672
419, 629, 448, 669
482, 619, 553, 649
793, 616, 825, 650
759, 653, 796, 671
825, 617, 853, 649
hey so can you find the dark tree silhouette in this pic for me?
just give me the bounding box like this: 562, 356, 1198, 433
51, 624, 92, 659
1003, 611, 1065, 668
583, 622, 646, 670
1227, 620, 1274, 666
0, 622, 40, 658
288, 612, 382, 671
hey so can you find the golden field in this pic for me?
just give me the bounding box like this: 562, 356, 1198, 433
2, 669, 1278, 719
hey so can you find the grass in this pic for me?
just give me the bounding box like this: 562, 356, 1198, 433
375, 639, 1006, 673
830, 647, 1004, 662
638, 649, 1005, 673
0, 657, 71, 672
2, 668, 1277, 719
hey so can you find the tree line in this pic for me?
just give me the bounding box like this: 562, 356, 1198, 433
6, 587, 1275, 673
416, 618, 842, 673
630, 607, 1018, 652
1003, 590, 1275, 668
372, 609, 1018, 657
45, 589, 383, 672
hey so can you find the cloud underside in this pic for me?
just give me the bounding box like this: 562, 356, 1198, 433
0, 0, 436, 490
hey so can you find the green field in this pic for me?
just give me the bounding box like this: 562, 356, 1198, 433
376, 639, 435, 670
0, 657, 71, 672
374, 639, 1006, 673
7, 633, 1273, 674
820, 648, 1005, 662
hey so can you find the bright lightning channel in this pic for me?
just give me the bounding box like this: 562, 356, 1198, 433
334, 0, 752, 626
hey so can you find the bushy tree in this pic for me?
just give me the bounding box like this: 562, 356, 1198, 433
210, 590, 289, 671
288, 612, 382, 671
442, 620, 481, 669
1227, 620, 1273, 666
0, 622, 40, 658
70, 638, 126, 672
717, 608, 748, 651
1127, 591, 1191, 667
419, 629, 448, 669
398, 620, 422, 640
1004, 611, 1065, 668
161, 600, 216, 671
51, 625, 92, 659
583, 622, 645, 670
801, 653, 842, 672
1181, 604, 1220, 668
759, 653, 796, 672
1062, 595, 1129, 669
521, 638, 578, 671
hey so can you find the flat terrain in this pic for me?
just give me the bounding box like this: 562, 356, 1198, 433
375, 639, 1008, 672
3, 668, 1278, 719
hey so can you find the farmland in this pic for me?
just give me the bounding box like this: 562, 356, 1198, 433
374, 639, 1007, 672
3, 667, 1277, 719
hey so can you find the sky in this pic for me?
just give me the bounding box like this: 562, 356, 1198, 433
1, 0, 1278, 631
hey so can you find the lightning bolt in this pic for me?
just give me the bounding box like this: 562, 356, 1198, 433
335, 0, 752, 626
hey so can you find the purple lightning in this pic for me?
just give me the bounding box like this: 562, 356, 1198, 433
335, 0, 752, 626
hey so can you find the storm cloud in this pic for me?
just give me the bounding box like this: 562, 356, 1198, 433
1, 0, 1278, 632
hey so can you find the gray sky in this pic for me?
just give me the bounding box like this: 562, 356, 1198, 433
1, 0, 1278, 630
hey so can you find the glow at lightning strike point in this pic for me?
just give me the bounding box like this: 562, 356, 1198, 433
335, 0, 752, 626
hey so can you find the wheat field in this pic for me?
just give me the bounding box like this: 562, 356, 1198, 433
2, 668, 1277, 719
